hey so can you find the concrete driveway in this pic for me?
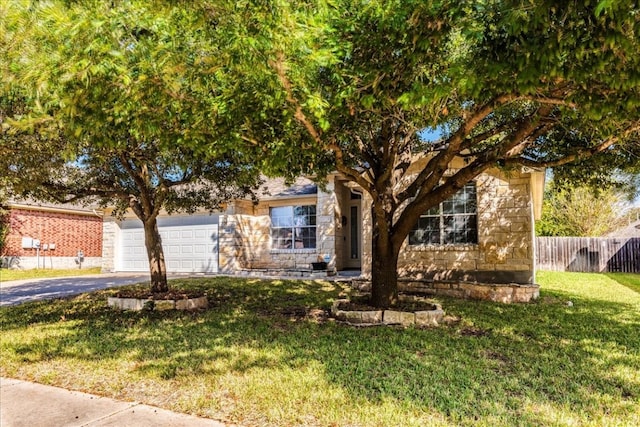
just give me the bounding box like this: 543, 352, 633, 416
0, 273, 150, 307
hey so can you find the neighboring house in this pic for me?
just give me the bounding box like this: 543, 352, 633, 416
1, 201, 103, 270
101, 158, 545, 301
606, 219, 640, 238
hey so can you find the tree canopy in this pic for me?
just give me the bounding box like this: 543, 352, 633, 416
0, 1, 260, 291
2, 0, 639, 306
536, 180, 633, 237
221, 0, 640, 306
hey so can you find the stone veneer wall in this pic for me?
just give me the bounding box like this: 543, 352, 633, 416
99, 163, 536, 283
352, 279, 539, 303
101, 216, 118, 272
218, 181, 338, 272
360, 162, 536, 285
316, 180, 338, 268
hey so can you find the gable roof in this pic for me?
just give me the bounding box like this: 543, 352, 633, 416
7, 198, 102, 216
606, 219, 640, 238
257, 177, 317, 200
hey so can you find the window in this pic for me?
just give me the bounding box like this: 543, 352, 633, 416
270, 205, 316, 249
409, 182, 478, 245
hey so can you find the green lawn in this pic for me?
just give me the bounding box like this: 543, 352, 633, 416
1, 271, 638, 426
0, 267, 102, 282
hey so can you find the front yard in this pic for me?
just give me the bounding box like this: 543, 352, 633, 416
1, 271, 638, 426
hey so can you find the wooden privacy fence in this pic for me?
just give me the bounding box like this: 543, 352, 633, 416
536, 237, 640, 273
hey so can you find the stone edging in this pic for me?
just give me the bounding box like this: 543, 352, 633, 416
107, 296, 208, 311
351, 279, 540, 303
330, 299, 444, 327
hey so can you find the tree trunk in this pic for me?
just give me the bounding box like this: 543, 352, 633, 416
143, 217, 168, 293
370, 207, 400, 308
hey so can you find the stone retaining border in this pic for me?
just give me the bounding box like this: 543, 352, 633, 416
331, 299, 444, 327
351, 279, 540, 303
107, 296, 208, 311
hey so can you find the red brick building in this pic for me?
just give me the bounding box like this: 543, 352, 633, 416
2, 202, 103, 269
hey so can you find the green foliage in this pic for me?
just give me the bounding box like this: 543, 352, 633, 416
1, 1, 260, 216
220, 0, 640, 305
549, 134, 640, 200
536, 180, 632, 236
1, 273, 639, 426
3, 1, 640, 304
1, 0, 264, 290
228, 0, 640, 177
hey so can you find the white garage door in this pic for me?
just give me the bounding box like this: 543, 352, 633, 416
118, 215, 219, 273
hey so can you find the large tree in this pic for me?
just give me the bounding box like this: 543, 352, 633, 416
536, 181, 633, 237
0, 1, 260, 292
223, 0, 640, 307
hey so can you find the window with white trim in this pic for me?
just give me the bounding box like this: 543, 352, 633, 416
270, 205, 317, 249
409, 182, 478, 245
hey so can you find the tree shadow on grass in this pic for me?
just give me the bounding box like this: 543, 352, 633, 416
1, 277, 639, 426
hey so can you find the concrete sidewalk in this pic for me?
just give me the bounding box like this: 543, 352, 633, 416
0, 378, 228, 427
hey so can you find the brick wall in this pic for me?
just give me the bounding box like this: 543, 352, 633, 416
4, 208, 103, 258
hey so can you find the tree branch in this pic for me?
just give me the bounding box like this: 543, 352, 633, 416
38, 181, 125, 203
506, 122, 640, 169
397, 94, 516, 204
270, 52, 324, 147
118, 151, 154, 218
269, 52, 379, 194
393, 104, 553, 244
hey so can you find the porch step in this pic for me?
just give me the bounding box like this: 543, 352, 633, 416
238, 268, 336, 278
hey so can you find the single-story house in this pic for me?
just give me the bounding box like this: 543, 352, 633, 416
1, 201, 103, 270
101, 158, 545, 301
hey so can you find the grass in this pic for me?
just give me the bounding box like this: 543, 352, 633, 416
1, 271, 639, 426
0, 267, 102, 282
606, 272, 640, 293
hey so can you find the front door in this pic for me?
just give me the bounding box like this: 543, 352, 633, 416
345, 193, 362, 269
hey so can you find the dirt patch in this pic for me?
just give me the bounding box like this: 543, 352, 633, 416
482, 349, 509, 363
258, 306, 330, 323
441, 315, 461, 325
459, 326, 491, 337
338, 296, 439, 312
115, 289, 205, 300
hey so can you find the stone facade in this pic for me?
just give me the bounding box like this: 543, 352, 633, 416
100, 216, 118, 272
353, 278, 540, 303
214, 164, 539, 287
217, 192, 335, 273
357, 158, 539, 285
395, 168, 536, 284
97, 161, 543, 303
